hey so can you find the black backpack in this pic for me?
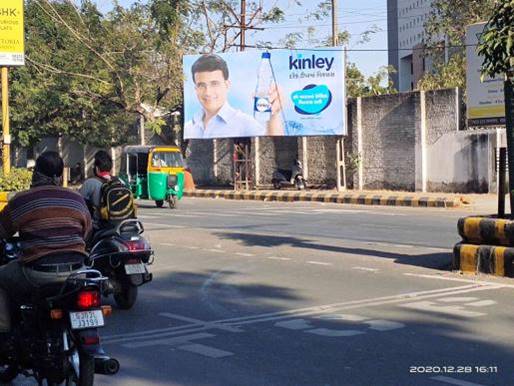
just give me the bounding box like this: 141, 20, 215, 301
98, 177, 136, 222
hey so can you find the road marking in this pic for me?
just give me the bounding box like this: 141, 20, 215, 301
122, 332, 214, 348
317, 314, 369, 322
400, 296, 494, 318
144, 222, 186, 229
364, 320, 405, 331
431, 376, 486, 386
352, 267, 379, 272
103, 284, 499, 345
308, 328, 365, 337
159, 313, 242, 333
266, 256, 292, 261
184, 246, 200, 250
178, 343, 233, 358
206, 249, 225, 253
235, 252, 255, 257
160, 242, 176, 246
275, 319, 312, 330
402, 273, 514, 288
307, 261, 332, 266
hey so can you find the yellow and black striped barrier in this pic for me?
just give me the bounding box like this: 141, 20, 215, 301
453, 243, 514, 277
183, 190, 461, 208
457, 216, 513, 246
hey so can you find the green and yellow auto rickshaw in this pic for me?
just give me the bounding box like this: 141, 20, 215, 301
120, 145, 185, 208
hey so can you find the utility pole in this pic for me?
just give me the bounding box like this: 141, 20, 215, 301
332, 0, 346, 191
240, 0, 246, 51
1, 68, 10, 175
331, 0, 338, 46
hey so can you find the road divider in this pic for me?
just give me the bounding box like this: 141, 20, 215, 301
454, 216, 514, 278
184, 190, 461, 208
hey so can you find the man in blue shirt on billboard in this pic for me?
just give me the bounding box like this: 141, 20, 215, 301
185, 54, 284, 139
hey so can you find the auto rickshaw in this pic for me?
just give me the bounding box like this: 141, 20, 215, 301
119, 145, 185, 208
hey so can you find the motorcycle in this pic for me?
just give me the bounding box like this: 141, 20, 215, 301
272, 159, 307, 190
0, 240, 119, 385
88, 219, 154, 310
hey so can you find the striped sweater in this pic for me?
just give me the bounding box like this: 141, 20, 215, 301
0, 185, 92, 264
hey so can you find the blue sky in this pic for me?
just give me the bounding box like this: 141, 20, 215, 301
92, 0, 388, 77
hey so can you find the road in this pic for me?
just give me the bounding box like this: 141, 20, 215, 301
14, 198, 514, 385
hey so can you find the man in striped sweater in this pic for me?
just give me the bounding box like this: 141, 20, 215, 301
0, 151, 92, 333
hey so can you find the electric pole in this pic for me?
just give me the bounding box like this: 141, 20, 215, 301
240, 0, 246, 51
331, 0, 338, 47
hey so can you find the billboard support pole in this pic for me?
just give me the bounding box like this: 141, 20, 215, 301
505, 75, 514, 214
1, 67, 10, 175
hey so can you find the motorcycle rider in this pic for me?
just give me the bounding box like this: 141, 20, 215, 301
79, 150, 113, 230
0, 151, 92, 337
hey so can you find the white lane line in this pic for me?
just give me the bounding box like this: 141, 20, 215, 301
122, 333, 213, 349
186, 211, 239, 218
184, 246, 200, 250
159, 313, 242, 333
266, 256, 292, 261
352, 267, 379, 272
235, 252, 255, 257
431, 376, 486, 386
206, 249, 225, 253
103, 284, 499, 345
160, 242, 176, 246
403, 273, 514, 289
178, 343, 234, 358
144, 222, 186, 229
307, 261, 332, 266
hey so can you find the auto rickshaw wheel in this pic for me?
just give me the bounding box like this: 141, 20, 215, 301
168, 195, 177, 209
155, 200, 164, 208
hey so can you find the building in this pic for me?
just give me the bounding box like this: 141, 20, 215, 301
387, 0, 435, 91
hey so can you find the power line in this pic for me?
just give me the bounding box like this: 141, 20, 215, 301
228, 43, 478, 52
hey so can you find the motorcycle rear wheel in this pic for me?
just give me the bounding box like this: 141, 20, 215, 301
113, 277, 138, 309
48, 351, 94, 386
168, 195, 177, 209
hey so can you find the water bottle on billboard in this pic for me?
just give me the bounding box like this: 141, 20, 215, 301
254, 52, 273, 124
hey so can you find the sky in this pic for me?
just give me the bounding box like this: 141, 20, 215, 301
92, 0, 388, 77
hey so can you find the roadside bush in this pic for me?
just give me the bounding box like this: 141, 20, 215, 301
0, 168, 33, 191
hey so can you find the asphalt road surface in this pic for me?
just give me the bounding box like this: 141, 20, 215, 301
12, 198, 514, 386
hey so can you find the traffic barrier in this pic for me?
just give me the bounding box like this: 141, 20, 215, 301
183, 190, 461, 208
457, 216, 512, 246
453, 243, 514, 277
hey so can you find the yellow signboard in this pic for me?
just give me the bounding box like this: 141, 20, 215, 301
0, 0, 24, 66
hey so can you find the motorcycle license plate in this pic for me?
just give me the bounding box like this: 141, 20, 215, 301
69, 310, 104, 330
125, 263, 146, 275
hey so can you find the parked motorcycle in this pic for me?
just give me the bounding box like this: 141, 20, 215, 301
0, 240, 119, 385
272, 159, 306, 190
88, 219, 154, 310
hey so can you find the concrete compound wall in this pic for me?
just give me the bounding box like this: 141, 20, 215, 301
186, 87, 502, 193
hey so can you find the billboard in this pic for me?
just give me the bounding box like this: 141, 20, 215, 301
466, 23, 505, 126
183, 49, 345, 139
0, 0, 25, 66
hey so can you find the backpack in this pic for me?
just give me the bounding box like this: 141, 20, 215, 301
98, 177, 136, 222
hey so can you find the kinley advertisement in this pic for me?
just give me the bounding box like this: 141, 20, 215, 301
183, 49, 345, 139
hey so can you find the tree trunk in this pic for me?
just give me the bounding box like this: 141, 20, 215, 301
505, 76, 514, 215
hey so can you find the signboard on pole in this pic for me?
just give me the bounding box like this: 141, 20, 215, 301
466, 23, 505, 126
183, 49, 345, 139
0, 0, 25, 66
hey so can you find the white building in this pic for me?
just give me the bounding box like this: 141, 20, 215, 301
387, 0, 435, 91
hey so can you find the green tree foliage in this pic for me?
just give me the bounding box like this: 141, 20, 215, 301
11, 0, 195, 148
419, 0, 496, 91
477, 0, 514, 80
417, 55, 466, 90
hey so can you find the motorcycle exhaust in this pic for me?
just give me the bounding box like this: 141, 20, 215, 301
95, 356, 120, 375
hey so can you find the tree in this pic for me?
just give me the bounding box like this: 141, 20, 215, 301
477, 0, 514, 213
419, 0, 496, 91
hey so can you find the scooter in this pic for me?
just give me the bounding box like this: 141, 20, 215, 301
272, 159, 306, 190
88, 220, 154, 310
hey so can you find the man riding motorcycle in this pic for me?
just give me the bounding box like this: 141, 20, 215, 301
0, 151, 92, 340
79, 150, 114, 230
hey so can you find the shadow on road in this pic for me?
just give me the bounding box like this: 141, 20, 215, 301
213, 232, 452, 270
